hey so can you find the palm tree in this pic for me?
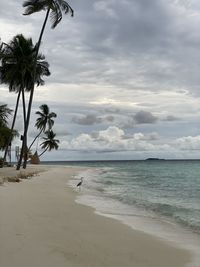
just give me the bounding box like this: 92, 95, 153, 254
23, 0, 74, 29
0, 105, 12, 150
28, 104, 57, 151
0, 104, 18, 151
0, 127, 18, 151
0, 104, 12, 127
39, 130, 59, 157
0, 34, 50, 167
20, 0, 73, 169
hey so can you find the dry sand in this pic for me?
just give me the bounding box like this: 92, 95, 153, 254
0, 165, 191, 267
0, 165, 46, 184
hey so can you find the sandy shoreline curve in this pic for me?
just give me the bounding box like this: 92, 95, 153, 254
0, 165, 191, 267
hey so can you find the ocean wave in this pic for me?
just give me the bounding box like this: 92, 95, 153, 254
73, 161, 200, 235
131, 201, 200, 233
102, 180, 123, 186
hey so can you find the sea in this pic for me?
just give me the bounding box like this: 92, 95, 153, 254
44, 160, 200, 266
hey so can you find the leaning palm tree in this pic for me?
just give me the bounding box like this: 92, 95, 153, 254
28, 104, 57, 151
38, 130, 59, 157
0, 34, 50, 168
20, 0, 73, 169
23, 0, 74, 29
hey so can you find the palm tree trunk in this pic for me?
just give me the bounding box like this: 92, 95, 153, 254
17, 8, 50, 170
38, 147, 48, 158
2, 88, 22, 167
21, 87, 27, 127
21, 88, 28, 169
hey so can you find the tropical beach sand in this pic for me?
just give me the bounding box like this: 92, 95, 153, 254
0, 165, 191, 267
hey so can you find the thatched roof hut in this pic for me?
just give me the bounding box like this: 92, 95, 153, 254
30, 151, 40, 164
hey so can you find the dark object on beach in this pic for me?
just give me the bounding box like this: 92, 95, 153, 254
30, 151, 40, 165
77, 177, 83, 188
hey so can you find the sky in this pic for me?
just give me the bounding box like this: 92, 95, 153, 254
1, 0, 200, 161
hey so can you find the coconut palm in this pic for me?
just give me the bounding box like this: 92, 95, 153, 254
0, 104, 18, 151
28, 104, 57, 151
20, 0, 73, 169
39, 130, 59, 157
0, 127, 18, 151
0, 104, 12, 127
0, 34, 50, 168
0, 35, 50, 93
23, 0, 74, 29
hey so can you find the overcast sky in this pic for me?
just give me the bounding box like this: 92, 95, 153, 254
1, 0, 200, 161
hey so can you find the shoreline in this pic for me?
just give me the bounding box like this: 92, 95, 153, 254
0, 165, 192, 267
71, 167, 200, 267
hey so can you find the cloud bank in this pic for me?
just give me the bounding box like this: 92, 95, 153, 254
1, 0, 200, 160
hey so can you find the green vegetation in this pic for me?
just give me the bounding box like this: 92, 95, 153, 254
0, 34, 50, 167
0, 1, 73, 169
29, 104, 57, 153
0, 104, 18, 166
17, 0, 73, 170
39, 130, 60, 157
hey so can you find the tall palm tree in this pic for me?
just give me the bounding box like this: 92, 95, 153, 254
39, 130, 59, 157
20, 0, 73, 169
0, 34, 50, 167
28, 104, 57, 151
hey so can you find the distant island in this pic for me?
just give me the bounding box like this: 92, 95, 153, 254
145, 158, 165, 161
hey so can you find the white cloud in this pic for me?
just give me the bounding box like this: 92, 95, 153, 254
2, 0, 200, 159
98, 126, 124, 142
59, 126, 169, 153
176, 135, 200, 150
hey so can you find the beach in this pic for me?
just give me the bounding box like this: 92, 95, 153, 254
0, 165, 192, 267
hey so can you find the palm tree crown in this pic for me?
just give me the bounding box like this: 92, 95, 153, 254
28, 104, 57, 151
0, 105, 18, 150
23, 0, 74, 28
35, 104, 57, 131
0, 34, 50, 93
0, 104, 12, 127
39, 130, 59, 157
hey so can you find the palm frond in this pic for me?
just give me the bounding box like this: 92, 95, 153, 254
23, 0, 47, 15
40, 130, 59, 152
23, 0, 73, 28
0, 104, 12, 127
57, 0, 74, 16
0, 34, 50, 93
50, 1, 62, 28
35, 105, 57, 132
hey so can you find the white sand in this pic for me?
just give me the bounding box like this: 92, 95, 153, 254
0, 165, 191, 267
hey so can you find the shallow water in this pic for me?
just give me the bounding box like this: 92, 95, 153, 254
64, 160, 200, 233
64, 160, 200, 267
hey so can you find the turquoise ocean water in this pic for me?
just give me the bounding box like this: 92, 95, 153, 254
45, 160, 200, 265
46, 160, 200, 234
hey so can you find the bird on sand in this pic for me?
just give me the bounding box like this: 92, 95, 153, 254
77, 177, 83, 190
